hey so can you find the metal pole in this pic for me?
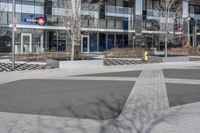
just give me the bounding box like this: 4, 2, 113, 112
192, 20, 195, 49
133, 36, 135, 49
165, 7, 169, 58
188, 18, 190, 45
12, 0, 15, 70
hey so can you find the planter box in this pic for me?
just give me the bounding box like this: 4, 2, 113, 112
149, 56, 190, 63
46, 59, 104, 68
189, 56, 200, 61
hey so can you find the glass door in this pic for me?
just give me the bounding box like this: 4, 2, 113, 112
21, 33, 32, 53
81, 35, 89, 53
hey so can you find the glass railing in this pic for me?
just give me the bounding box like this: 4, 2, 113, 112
81, 18, 131, 30
146, 9, 180, 18
190, 14, 200, 19
105, 5, 132, 15
142, 17, 184, 32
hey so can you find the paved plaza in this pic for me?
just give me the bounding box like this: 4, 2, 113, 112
0, 79, 134, 120
0, 61, 200, 133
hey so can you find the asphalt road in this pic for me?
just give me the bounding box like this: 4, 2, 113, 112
0, 79, 135, 120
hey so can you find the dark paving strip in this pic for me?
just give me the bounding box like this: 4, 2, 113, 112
166, 83, 200, 107
78, 70, 142, 77
0, 79, 135, 120
163, 69, 200, 80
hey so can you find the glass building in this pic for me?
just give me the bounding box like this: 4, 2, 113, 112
0, 0, 199, 53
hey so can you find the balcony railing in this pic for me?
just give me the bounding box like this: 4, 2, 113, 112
143, 18, 184, 32
146, 9, 180, 19
105, 5, 132, 16
190, 14, 200, 19
81, 18, 133, 30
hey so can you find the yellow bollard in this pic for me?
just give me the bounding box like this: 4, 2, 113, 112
143, 51, 148, 62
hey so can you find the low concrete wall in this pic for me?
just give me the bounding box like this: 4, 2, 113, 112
149, 56, 190, 63
162, 56, 190, 62
46, 59, 104, 68
148, 56, 163, 63
189, 56, 200, 61
59, 60, 104, 68
46, 59, 59, 68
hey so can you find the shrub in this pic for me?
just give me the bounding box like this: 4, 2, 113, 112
104, 48, 147, 58
15, 52, 71, 62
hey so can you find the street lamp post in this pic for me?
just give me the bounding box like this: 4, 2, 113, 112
12, 0, 16, 70
187, 17, 191, 46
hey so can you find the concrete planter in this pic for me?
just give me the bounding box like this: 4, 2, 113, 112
46, 59, 104, 68
149, 56, 190, 63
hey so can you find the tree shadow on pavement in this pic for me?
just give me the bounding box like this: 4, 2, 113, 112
34, 94, 183, 133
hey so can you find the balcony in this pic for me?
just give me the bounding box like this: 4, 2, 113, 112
145, 9, 179, 19
190, 14, 200, 19
81, 18, 133, 30
143, 18, 184, 32
105, 5, 132, 17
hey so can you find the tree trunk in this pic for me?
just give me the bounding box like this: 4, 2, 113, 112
71, 37, 75, 61
165, 34, 168, 57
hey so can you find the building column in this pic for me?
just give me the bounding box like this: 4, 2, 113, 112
56, 31, 59, 51
45, 30, 48, 51
135, 0, 143, 47
106, 33, 108, 50
114, 33, 117, 48
97, 32, 99, 52
122, 34, 125, 48
183, 1, 190, 45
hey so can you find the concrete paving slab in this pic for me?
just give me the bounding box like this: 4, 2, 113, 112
78, 70, 142, 77
163, 69, 200, 80
0, 79, 134, 120
165, 78, 200, 85
166, 83, 200, 107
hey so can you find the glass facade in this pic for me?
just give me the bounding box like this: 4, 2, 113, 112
0, 0, 200, 53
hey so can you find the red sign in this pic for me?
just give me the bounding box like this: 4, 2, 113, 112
37, 17, 45, 25
177, 27, 183, 32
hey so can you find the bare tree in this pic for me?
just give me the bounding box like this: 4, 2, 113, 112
143, 0, 183, 55
54, 0, 105, 60
0, 1, 6, 33
158, 0, 183, 57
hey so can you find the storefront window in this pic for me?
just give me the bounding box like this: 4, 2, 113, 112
99, 33, 106, 52
116, 35, 123, 48
0, 28, 11, 53
107, 34, 114, 50
89, 33, 97, 52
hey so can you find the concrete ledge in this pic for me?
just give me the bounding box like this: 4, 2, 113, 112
149, 56, 190, 63
162, 56, 190, 62
189, 56, 200, 61
46, 59, 59, 68
46, 59, 104, 68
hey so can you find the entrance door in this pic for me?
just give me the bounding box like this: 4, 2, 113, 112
81, 35, 89, 53
21, 33, 32, 53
